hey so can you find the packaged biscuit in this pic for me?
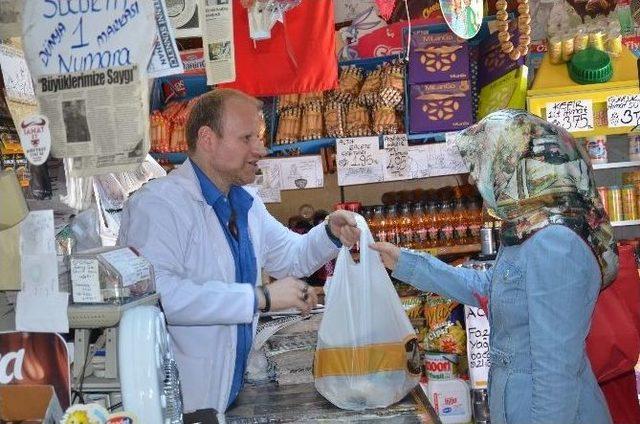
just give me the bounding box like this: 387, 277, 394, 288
424, 293, 466, 355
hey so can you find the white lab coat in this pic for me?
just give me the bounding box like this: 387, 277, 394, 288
118, 159, 339, 414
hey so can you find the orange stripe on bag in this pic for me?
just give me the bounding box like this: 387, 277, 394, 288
314, 342, 407, 378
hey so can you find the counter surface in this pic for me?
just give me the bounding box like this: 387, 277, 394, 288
226, 382, 440, 423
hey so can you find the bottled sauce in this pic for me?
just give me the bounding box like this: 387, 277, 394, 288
371, 206, 386, 242
384, 205, 400, 245
452, 198, 468, 244
438, 200, 455, 247
399, 203, 415, 248
413, 203, 429, 249
426, 201, 440, 248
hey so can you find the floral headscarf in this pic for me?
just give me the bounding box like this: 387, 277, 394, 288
453, 109, 618, 287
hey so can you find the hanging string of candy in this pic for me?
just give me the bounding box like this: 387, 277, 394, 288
495, 0, 531, 61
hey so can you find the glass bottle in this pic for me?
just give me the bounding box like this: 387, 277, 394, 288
426, 201, 440, 248
438, 199, 455, 247
371, 206, 386, 242
385, 205, 400, 245
413, 202, 428, 249
467, 199, 482, 244
399, 203, 414, 248
453, 197, 469, 245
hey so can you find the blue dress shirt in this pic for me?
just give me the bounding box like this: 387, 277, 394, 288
192, 162, 257, 408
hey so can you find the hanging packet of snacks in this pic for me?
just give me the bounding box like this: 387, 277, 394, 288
300, 104, 324, 140
324, 101, 346, 138
372, 106, 399, 134
334, 66, 364, 104
276, 107, 302, 144
277, 93, 300, 111
345, 103, 372, 137
299, 91, 324, 106
424, 293, 467, 355
358, 68, 383, 106
380, 60, 405, 108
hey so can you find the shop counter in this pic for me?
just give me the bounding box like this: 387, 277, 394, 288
226, 382, 441, 423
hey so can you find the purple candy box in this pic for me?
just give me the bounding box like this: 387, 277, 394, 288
478, 21, 525, 87
409, 31, 470, 84
409, 80, 473, 134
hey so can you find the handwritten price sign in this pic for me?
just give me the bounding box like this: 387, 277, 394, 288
383, 134, 409, 181
607, 94, 640, 128
22, 1, 156, 78
336, 136, 383, 186
545, 100, 594, 133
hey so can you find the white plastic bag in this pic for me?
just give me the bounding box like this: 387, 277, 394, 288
314, 214, 421, 410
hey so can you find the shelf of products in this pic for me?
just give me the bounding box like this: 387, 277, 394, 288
593, 161, 640, 170
611, 220, 640, 227
527, 47, 639, 139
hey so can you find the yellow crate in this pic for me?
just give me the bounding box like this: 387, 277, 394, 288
527, 47, 639, 138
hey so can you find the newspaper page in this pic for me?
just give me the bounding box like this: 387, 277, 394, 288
199, 0, 236, 85
35, 65, 149, 176
148, 0, 185, 78
0, 0, 21, 39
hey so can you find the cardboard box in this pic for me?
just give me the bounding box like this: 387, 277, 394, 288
478, 66, 529, 120
409, 31, 470, 84
0, 385, 63, 423
409, 80, 473, 133
478, 21, 525, 87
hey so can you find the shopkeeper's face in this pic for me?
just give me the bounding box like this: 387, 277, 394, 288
209, 97, 267, 187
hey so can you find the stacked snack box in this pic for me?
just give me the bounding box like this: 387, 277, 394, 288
408, 30, 473, 134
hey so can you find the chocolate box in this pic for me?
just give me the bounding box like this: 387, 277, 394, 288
409, 80, 473, 133
409, 31, 470, 84
478, 21, 525, 87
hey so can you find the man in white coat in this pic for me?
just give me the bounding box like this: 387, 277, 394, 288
118, 88, 360, 423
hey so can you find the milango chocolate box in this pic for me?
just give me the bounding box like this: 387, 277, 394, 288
409, 80, 473, 133
478, 21, 525, 87
409, 31, 470, 84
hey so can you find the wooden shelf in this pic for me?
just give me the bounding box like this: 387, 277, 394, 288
419, 243, 481, 256
592, 161, 640, 170
611, 220, 640, 227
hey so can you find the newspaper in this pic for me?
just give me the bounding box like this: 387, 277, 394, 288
199, 0, 236, 85
148, 0, 185, 78
35, 65, 150, 176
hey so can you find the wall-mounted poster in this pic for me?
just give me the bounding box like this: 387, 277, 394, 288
439, 0, 483, 40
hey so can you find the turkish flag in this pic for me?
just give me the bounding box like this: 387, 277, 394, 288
220, 0, 338, 96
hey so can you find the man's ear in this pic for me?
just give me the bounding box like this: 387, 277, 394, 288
197, 126, 215, 152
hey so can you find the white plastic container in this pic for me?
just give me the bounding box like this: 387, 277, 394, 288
425, 379, 472, 424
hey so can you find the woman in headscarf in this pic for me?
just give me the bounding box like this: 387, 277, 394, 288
371, 110, 618, 424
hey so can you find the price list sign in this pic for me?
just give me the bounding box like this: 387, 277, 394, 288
336, 136, 383, 186
607, 94, 640, 128
545, 100, 594, 133
383, 134, 409, 181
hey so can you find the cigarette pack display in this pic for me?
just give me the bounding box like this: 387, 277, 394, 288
409, 31, 470, 84
409, 80, 473, 133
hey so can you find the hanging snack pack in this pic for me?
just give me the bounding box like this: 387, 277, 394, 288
314, 215, 421, 410
424, 293, 467, 355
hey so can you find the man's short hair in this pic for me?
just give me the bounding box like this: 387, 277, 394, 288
185, 88, 263, 152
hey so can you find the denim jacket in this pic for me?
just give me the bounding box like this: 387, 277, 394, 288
393, 225, 612, 424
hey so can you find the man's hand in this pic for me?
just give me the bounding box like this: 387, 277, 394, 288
265, 277, 318, 315
369, 242, 401, 271
327, 210, 360, 247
